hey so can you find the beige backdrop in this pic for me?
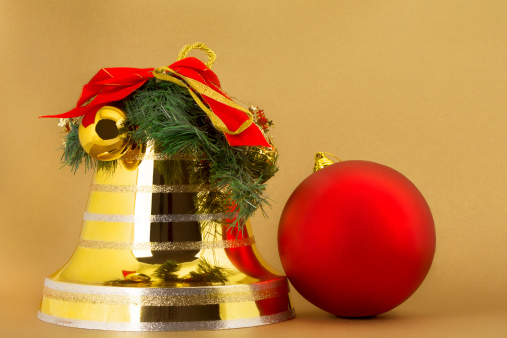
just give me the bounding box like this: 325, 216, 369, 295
1, 1, 506, 337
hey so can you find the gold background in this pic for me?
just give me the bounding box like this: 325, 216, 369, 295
1, 0, 506, 336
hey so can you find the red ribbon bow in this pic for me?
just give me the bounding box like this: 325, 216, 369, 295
41, 58, 269, 147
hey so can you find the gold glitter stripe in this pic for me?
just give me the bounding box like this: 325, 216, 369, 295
83, 212, 235, 223
77, 237, 255, 250
122, 152, 199, 161
37, 309, 296, 331
42, 284, 289, 306
44, 277, 288, 296
91, 184, 214, 193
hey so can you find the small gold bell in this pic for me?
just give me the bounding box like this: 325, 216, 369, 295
314, 152, 342, 172
78, 106, 131, 161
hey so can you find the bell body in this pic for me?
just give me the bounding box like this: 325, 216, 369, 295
38, 146, 294, 331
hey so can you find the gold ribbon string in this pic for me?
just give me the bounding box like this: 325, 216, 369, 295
177, 42, 217, 68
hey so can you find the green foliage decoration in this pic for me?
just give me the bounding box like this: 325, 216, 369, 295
59, 79, 278, 231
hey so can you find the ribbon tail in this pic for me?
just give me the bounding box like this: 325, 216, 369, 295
225, 123, 271, 147
39, 105, 99, 120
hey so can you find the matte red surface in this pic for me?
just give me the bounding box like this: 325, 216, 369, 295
278, 161, 436, 317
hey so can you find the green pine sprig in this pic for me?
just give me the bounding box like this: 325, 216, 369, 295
61, 123, 95, 173
58, 79, 278, 232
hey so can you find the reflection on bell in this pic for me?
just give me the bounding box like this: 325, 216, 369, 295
38, 146, 295, 331
78, 106, 131, 161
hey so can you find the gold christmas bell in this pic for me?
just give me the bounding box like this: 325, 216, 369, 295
38, 145, 294, 331
38, 44, 294, 331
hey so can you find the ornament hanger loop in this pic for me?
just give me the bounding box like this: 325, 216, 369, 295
177, 42, 217, 68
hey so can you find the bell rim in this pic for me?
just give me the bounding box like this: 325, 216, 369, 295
38, 308, 296, 331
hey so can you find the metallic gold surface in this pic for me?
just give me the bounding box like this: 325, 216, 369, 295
42, 278, 288, 306
39, 147, 294, 330
120, 141, 144, 170
313, 152, 342, 172
43, 276, 288, 294
78, 106, 131, 161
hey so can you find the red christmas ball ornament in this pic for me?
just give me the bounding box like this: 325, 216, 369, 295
278, 154, 435, 317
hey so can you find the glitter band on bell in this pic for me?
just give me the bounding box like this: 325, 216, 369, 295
77, 238, 255, 250
83, 212, 235, 223
37, 309, 296, 331
42, 283, 288, 306
122, 152, 199, 161
91, 184, 216, 193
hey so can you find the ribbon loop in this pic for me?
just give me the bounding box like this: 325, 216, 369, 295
177, 42, 217, 68
40, 43, 270, 147
153, 66, 253, 135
